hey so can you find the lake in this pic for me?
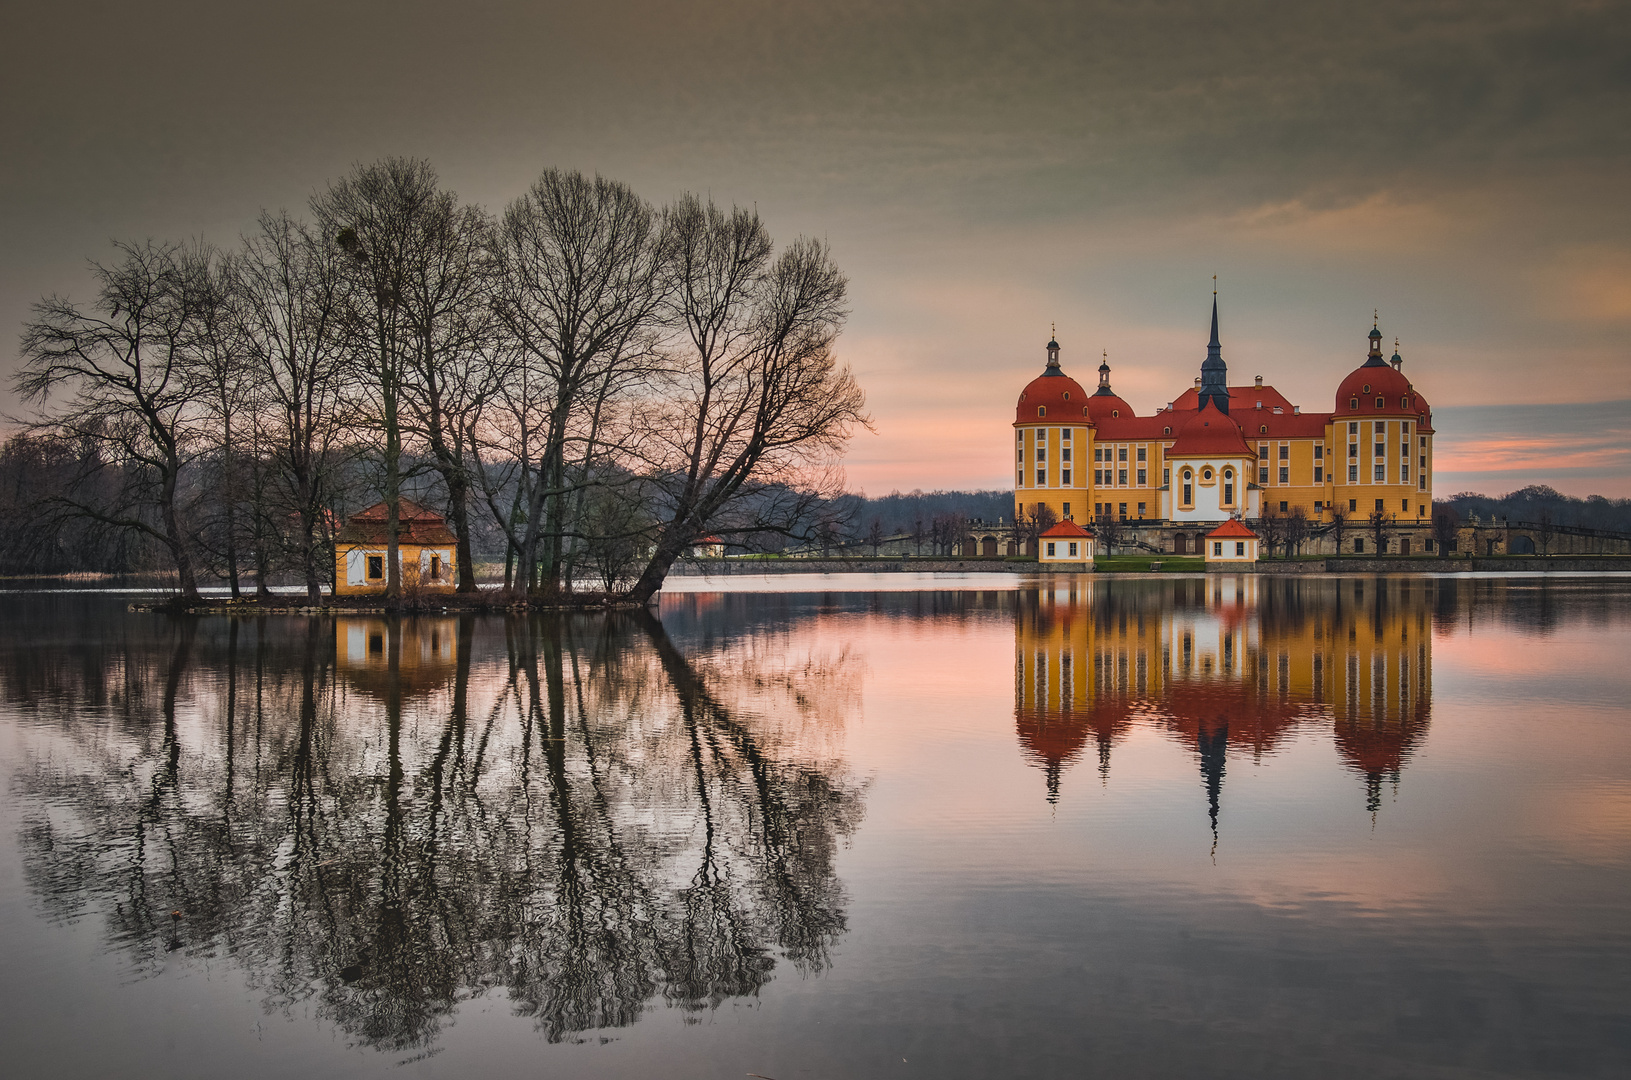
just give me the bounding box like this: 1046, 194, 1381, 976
1, 574, 1628, 1078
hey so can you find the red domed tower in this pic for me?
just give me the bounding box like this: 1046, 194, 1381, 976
1330, 319, 1435, 526
1014, 333, 1093, 528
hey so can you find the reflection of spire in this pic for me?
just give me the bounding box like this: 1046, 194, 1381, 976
1199, 723, 1227, 853
1045, 760, 1062, 804
1097, 730, 1112, 785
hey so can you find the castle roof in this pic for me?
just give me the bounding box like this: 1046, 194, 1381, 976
1165, 401, 1256, 458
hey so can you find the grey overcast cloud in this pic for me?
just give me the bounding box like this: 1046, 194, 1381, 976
4, 0, 1629, 493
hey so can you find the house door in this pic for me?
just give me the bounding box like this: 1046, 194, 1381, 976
1174, 534, 1188, 555
1398, 538, 1409, 556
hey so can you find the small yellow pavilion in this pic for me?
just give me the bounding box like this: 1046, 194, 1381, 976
334, 500, 457, 595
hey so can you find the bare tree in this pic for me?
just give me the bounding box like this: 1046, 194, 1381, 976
1368, 508, 1391, 558
1432, 506, 1459, 558
1328, 506, 1349, 557
1019, 502, 1058, 555
624, 198, 868, 604
1535, 508, 1555, 556
234, 211, 351, 603
1285, 507, 1309, 557
1256, 506, 1285, 559
489, 169, 670, 596
16, 241, 211, 597
1093, 511, 1123, 556
865, 517, 885, 556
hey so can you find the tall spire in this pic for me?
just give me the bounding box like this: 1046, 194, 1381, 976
1197, 286, 1230, 413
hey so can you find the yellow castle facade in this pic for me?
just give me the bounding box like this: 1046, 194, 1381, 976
1013, 302, 1434, 537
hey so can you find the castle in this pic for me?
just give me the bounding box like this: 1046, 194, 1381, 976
1014, 299, 1433, 549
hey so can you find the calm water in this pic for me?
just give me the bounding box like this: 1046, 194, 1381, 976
2, 575, 1629, 1079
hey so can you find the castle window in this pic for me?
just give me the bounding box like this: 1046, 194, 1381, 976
1063, 469, 1072, 485
1036, 469, 1046, 485
1118, 469, 1128, 485
1112, 410, 1120, 418
1163, 426, 1171, 435
1401, 397, 1409, 408
1260, 466, 1269, 485
1377, 397, 1385, 408
367, 555, 383, 580
1036, 448, 1046, 461
1202, 468, 1212, 480
1260, 425, 1267, 433
1374, 465, 1386, 482
1163, 468, 1170, 486
1278, 445, 1289, 460
1314, 445, 1323, 459
1348, 465, 1358, 483
1062, 447, 1072, 461
1350, 398, 1358, 409
1038, 406, 1046, 417
1363, 384, 1371, 394
1349, 422, 1359, 435
1279, 501, 1288, 512
1315, 466, 1324, 483
1137, 468, 1146, 485
1137, 447, 1146, 461
1402, 422, 1410, 434
1094, 447, 1103, 461
1063, 392, 1070, 401
1118, 447, 1128, 461
1062, 428, 1071, 441
1279, 467, 1289, 484
1349, 443, 1357, 458
1402, 499, 1409, 511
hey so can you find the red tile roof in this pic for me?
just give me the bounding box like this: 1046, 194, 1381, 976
1206, 518, 1259, 539
1015, 370, 1090, 424
1042, 519, 1096, 538
1166, 401, 1256, 458
337, 500, 458, 545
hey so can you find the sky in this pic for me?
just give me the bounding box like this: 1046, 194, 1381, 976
3, 0, 1629, 496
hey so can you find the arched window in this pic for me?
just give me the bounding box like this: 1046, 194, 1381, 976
1260, 424, 1267, 433
1400, 397, 1409, 408
1163, 426, 1171, 435
1112, 409, 1120, 418
1038, 406, 1046, 417
1350, 398, 1358, 410
1063, 392, 1070, 400
1182, 470, 1193, 506
1376, 397, 1385, 408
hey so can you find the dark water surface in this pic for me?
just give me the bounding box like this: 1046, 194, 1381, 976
2, 575, 1629, 1079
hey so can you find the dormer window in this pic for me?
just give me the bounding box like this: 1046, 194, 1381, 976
1063, 392, 1070, 401
1362, 384, 1371, 394
1400, 397, 1409, 408
1112, 409, 1120, 418
1376, 397, 1385, 408
1350, 398, 1358, 410
1038, 406, 1046, 417
1260, 425, 1267, 433
1163, 426, 1171, 435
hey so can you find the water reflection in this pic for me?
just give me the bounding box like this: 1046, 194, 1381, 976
1017, 577, 1433, 822
11, 608, 862, 1051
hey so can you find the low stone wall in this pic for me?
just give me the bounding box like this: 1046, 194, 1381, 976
1242, 556, 1631, 574
666, 558, 1092, 575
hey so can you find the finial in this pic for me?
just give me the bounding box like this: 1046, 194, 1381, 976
1213, 274, 1217, 297
1373, 308, 1379, 327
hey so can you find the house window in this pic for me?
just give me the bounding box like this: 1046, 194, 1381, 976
1349, 499, 1357, 512
1354, 539, 1364, 553
367, 555, 384, 580
1260, 467, 1269, 485
1374, 442, 1384, 458
1095, 447, 1104, 461
1375, 499, 1384, 511
1279, 501, 1288, 512
1062, 428, 1072, 441
1063, 503, 1071, 519
1038, 406, 1046, 417
1163, 469, 1171, 486
429, 554, 441, 580
1138, 502, 1146, 516
1046, 542, 1056, 557
1037, 447, 1046, 461
1278, 467, 1289, 484
1377, 397, 1385, 408
1374, 464, 1385, 482
1259, 443, 1268, 458
1213, 542, 1223, 556
1401, 465, 1410, 482
1118, 447, 1128, 461
1314, 466, 1324, 483
1402, 422, 1410, 434
1137, 447, 1147, 461
1314, 500, 1324, 510
1119, 502, 1128, 519
1350, 398, 1358, 409
1402, 499, 1409, 511
1203, 469, 1212, 480
1224, 482, 1234, 504
1348, 465, 1359, 483
1118, 469, 1128, 485
1278, 445, 1289, 460
1137, 468, 1146, 485
1348, 443, 1358, 458
1236, 542, 1246, 556
1315, 445, 1324, 459
1036, 469, 1046, 485
1068, 542, 1078, 557
1095, 469, 1104, 484
1062, 447, 1072, 461
1017, 470, 1025, 486
1062, 469, 1072, 485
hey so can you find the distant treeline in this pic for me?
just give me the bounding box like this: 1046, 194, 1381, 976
1437, 486, 1631, 533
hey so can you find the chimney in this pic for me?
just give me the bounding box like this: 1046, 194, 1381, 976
1255, 375, 1263, 388
1194, 376, 1201, 387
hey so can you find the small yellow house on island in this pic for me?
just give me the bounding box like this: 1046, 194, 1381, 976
334, 500, 457, 596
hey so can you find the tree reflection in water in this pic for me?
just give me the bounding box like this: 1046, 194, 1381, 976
13, 608, 863, 1051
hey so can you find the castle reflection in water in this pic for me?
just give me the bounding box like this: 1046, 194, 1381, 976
1016, 576, 1432, 820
